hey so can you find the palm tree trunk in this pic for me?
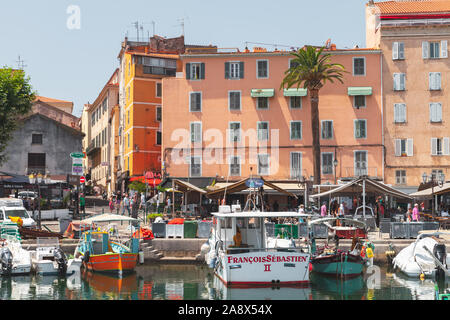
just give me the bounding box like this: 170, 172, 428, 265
310, 89, 321, 186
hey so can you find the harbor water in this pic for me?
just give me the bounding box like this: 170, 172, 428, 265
0, 264, 448, 300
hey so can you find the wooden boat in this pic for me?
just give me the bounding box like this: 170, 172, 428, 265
309, 217, 371, 278
19, 226, 63, 240
74, 214, 140, 275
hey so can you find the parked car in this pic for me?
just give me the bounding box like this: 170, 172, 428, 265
18, 191, 37, 200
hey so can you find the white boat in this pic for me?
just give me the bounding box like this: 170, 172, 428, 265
392, 231, 450, 279
203, 205, 311, 287
30, 237, 82, 276
0, 235, 32, 276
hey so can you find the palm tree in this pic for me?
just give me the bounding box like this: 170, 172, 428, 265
281, 45, 346, 186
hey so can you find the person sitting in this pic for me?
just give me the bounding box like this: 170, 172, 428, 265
233, 227, 242, 247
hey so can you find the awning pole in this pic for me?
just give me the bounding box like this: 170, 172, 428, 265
363, 178, 366, 218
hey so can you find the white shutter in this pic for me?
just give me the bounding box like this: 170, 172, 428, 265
407, 138, 414, 157
400, 73, 405, 90
441, 40, 448, 58
431, 138, 438, 155
430, 103, 436, 122
443, 137, 450, 155
438, 103, 442, 121
393, 74, 399, 90
399, 42, 405, 59
395, 139, 402, 156
437, 72, 441, 90
394, 104, 399, 122
429, 73, 434, 90
400, 103, 406, 122
392, 42, 399, 60
422, 41, 429, 59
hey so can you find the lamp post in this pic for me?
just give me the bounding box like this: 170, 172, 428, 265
422, 172, 445, 217
333, 158, 338, 185
28, 172, 42, 230
297, 175, 307, 210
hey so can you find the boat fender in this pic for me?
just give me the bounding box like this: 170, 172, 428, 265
83, 251, 90, 263
366, 247, 374, 259
360, 246, 366, 258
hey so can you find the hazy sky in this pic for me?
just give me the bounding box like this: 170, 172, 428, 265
0, 0, 368, 116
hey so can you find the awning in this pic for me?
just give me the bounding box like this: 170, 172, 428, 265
410, 182, 450, 199
209, 182, 304, 195
172, 179, 207, 194
348, 87, 373, 96
81, 213, 138, 224
129, 176, 162, 185
206, 177, 298, 199
251, 89, 275, 98
310, 176, 413, 200
283, 88, 308, 97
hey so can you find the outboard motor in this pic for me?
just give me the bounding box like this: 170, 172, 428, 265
0, 247, 13, 276
433, 243, 447, 279
53, 248, 68, 275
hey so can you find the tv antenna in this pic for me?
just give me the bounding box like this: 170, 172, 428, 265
151, 20, 156, 36
174, 17, 189, 37
16, 55, 27, 70
132, 21, 144, 41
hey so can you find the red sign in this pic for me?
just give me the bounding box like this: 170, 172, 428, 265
80, 176, 86, 184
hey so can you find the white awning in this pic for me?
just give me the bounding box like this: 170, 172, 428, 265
81, 213, 138, 224
410, 182, 450, 199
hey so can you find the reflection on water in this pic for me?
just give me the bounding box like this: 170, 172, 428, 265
0, 264, 448, 300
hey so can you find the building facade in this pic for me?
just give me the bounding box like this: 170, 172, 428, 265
366, 0, 450, 193
83, 69, 119, 194
162, 46, 383, 188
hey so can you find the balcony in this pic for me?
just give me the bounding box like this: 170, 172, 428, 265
86, 142, 100, 156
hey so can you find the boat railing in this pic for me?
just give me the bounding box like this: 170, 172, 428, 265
224, 246, 308, 255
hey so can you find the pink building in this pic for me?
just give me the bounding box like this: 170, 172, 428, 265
162, 46, 383, 198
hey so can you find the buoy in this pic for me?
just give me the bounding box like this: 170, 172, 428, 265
309, 263, 313, 272
420, 273, 425, 281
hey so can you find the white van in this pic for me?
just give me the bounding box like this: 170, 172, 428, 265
0, 198, 36, 228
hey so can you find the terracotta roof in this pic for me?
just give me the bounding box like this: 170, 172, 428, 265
35, 96, 72, 104
374, 0, 450, 15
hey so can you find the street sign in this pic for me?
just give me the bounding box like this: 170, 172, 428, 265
70, 152, 84, 159
80, 176, 86, 184
245, 178, 264, 188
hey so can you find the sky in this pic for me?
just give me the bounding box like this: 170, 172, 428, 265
0, 0, 368, 117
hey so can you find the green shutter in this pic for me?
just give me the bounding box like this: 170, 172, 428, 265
347, 87, 372, 96
186, 63, 191, 79
239, 62, 244, 79
283, 88, 308, 97
225, 62, 230, 79
200, 63, 205, 79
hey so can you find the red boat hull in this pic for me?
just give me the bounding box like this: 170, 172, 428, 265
83, 253, 138, 274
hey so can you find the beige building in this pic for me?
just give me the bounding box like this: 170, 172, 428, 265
366, 0, 450, 193
83, 69, 119, 194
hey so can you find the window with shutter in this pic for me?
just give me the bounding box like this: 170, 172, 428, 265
321, 153, 333, 175
290, 152, 302, 179
290, 96, 302, 109
229, 122, 241, 142
190, 156, 202, 177
227, 62, 243, 79
430, 42, 440, 59
257, 60, 268, 78
354, 151, 368, 176
396, 170, 407, 185
321, 121, 333, 139
257, 97, 269, 109
229, 156, 241, 176
354, 95, 366, 108
394, 103, 406, 123
353, 57, 365, 76
430, 103, 442, 123
257, 122, 269, 141
290, 121, 302, 140
189, 92, 202, 112
229, 91, 241, 110
190, 122, 202, 143
429, 72, 441, 90
258, 154, 269, 175
354, 120, 367, 139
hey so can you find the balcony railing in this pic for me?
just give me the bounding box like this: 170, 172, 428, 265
341, 167, 380, 180
86, 142, 100, 156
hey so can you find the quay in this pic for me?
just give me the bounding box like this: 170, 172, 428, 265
32, 220, 450, 266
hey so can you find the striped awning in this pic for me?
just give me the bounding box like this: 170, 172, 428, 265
251, 89, 275, 98
283, 88, 308, 97
348, 87, 373, 96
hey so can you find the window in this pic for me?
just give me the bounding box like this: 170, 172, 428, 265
290, 121, 302, 140
430, 103, 442, 123
225, 62, 244, 79
156, 106, 162, 122
257, 60, 268, 78
321, 121, 333, 140
290, 96, 302, 109
392, 42, 405, 60
91, 113, 95, 125
156, 131, 161, 145
229, 156, 241, 176
354, 96, 366, 109
127, 157, 130, 170
396, 170, 406, 185
102, 97, 107, 114
186, 63, 205, 80
394, 103, 406, 123
229, 91, 241, 110
289, 59, 299, 69
190, 156, 202, 177
190, 122, 202, 143
257, 97, 269, 109
322, 153, 334, 175
431, 138, 450, 156
429, 72, 441, 90
432, 169, 444, 180
229, 122, 241, 142
395, 139, 413, 157
257, 154, 269, 176
354, 151, 368, 176
354, 120, 367, 139
127, 110, 130, 125
189, 92, 202, 112
393, 73, 406, 91
127, 133, 130, 148
353, 57, 365, 76
290, 152, 302, 179
257, 122, 269, 141
27, 153, 46, 172
423, 40, 448, 59
32, 134, 43, 145
156, 83, 162, 97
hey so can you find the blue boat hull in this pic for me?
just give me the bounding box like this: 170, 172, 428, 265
311, 253, 364, 278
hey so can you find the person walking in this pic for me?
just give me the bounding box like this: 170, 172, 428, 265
131, 193, 139, 219
122, 194, 130, 216
79, 193, 86, 218
109, 196, 115, 213
412, 203, 420, 222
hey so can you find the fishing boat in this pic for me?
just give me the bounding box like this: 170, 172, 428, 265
30, 237, 81, 276
309, 217, 372, 278
392, 231, 450, 279
74, 214, 140, 275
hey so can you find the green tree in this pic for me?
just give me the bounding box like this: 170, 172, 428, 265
0, 67, 36, 165
128, 181, 146, 194
280, 46, 346, 185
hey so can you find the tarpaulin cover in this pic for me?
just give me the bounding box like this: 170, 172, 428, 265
133, 227, 154, 240
168, 218, 185, 225
63, 221, 94, 239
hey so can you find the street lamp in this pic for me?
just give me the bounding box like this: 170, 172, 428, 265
422, 172, 446, 217
333, 158, 339, 185
297, 175, 307, 210
28, 171, 51, 230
